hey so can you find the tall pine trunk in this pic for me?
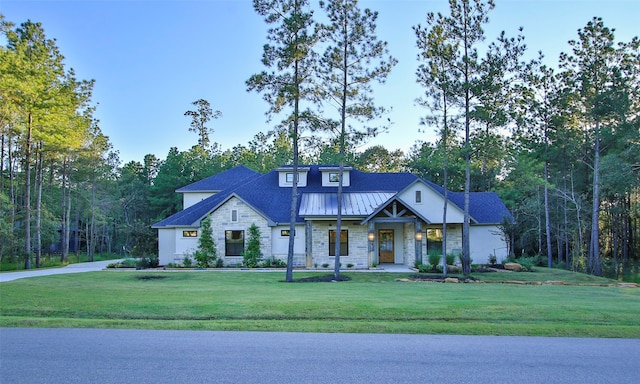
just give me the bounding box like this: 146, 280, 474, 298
285, 53, 301, 283
24, 112, 33, 269
61, 157, 70, 263
441, 93, 449, 277
461, 0, 472, 278
544, 145, 553, 268
334, 14, 349, 281
589, 122, 602, 276
35, 143, 44, 268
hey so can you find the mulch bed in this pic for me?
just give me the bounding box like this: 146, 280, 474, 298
291, 274, 352, 283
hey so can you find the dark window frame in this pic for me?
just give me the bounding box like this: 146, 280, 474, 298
329, 229, 349, 256
225, 230, 245, 256
285, 172, 299, 183
281, 229, 296, 237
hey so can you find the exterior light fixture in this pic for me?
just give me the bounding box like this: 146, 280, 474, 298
415, 231, 423, 241
368, 232, 375, 241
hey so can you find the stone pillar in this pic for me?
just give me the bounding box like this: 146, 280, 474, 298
305, 220, 313, 268
367, 221, 375, 267
415, 219, 423, 265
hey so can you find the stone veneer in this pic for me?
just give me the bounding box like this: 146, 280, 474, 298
310, 221, 369, 268
208, 197, 271, 266
422, 224, 463, 263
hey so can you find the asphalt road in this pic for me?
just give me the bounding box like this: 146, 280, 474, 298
1, 328, 639, 384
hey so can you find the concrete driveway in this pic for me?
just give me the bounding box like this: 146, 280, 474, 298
0, 259, 122, 283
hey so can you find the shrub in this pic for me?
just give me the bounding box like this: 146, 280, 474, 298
107, 258, 137, 269
194, 216, 217, 268
242, 223, 263, 268
417, 263, 432, 273
488, 254, 497, 265
446, 253, 456, 265
516, 257, 537, 272
136, 255, 158, 270
182, 255, 193, 268
428, 252, 442, 270
271, 258, 286, 268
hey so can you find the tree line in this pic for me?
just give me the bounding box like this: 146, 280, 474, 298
1, 1, 638, 278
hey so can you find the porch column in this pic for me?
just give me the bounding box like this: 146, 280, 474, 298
415, 220, 423, 265
367, 221, 375, 267
305, 221, 313, 268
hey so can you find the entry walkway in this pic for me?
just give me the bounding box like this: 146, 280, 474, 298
0, 259, 123, 283
377, 263, 414, 272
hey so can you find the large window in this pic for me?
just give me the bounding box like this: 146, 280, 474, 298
426, 228, 443, 254
329, 229, 348, 256
225, 230, 244, 256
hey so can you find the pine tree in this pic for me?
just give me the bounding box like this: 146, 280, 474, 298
247, 0, 318, 282
194, 216, 217, 268
242, 223, 263, 268
318, 0, 396, 279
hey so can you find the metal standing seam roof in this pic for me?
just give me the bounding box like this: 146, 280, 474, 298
299, 192, 396, 217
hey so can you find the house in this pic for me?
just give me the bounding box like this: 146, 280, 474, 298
152, 165, 512, 268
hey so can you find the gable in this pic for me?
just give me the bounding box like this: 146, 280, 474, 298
361, 196, 431, 224
397, 180, 465, 223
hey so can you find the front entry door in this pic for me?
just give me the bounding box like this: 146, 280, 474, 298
378, 229, 395, 263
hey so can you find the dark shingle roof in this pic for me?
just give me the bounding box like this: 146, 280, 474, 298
448, 191, 513, 224
152, 165, 512, 228
175, 165, 260, 192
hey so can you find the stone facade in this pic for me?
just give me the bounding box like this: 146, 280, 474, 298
309, 221, 369, 268
208, 197, 271, 266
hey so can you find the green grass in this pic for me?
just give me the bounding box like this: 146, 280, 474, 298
1, 269, 639, 338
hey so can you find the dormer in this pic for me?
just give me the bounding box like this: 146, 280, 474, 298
277, 166, 310, 187
319, 166, 351, 187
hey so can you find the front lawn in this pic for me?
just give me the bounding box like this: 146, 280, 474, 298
1, 269, 638, 338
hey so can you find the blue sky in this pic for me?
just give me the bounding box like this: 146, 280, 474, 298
1, 0, 637, 164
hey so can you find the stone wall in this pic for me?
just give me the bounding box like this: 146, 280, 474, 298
208, 197, 271, 266
310, 221, 369, 268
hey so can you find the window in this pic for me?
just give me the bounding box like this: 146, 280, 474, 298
225, 230, 244, 256
329, 229, 348, 256
329, 172, 340, 182
182, 230, 198, 237
415, 190, 422, 204
231, 210, 238, 222
426, 228, 443, 254
285, 173, 299, 183
281, 229, 296, 237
